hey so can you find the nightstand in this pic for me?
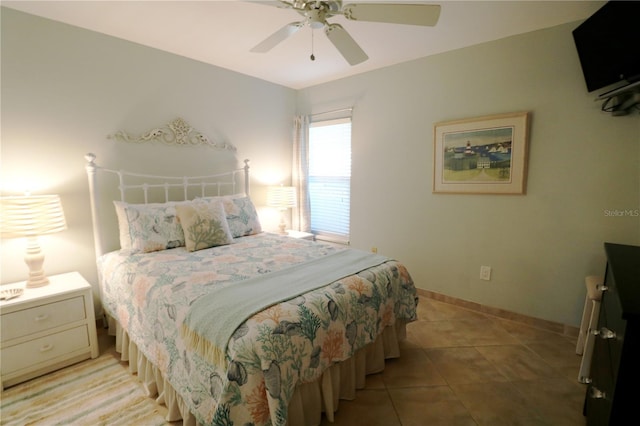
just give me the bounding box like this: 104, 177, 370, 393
0, 272, 99, 390
286, 230, 315, 241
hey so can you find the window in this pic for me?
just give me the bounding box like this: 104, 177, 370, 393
308, 118, 351, 244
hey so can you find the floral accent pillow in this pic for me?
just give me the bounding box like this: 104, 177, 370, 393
220, 196, 263, 237
123, 202, 187, 253
176, 199, 233, 251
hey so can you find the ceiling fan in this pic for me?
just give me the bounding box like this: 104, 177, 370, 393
250, 1, 441, 65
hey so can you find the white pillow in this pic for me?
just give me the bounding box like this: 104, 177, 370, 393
114, 201, 132, 249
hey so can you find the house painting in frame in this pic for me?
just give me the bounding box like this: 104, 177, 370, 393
433, 112, 530, 194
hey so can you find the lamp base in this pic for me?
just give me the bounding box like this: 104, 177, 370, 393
26, 274, 50, 288
277, 221, 287, 235
277, 211, 288, 235
25, 237, 50, 288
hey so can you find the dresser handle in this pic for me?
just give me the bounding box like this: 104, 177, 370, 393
590, 386, 606, 399
592, 327, 616, 339
34, 314, 50, 322
39, 344, 54, 352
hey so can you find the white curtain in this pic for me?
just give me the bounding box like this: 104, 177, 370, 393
292, 115, 310, 232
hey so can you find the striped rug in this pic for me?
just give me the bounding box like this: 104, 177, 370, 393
0, 343, 171, 425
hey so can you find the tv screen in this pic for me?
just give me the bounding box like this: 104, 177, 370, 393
572, 1, 640, 93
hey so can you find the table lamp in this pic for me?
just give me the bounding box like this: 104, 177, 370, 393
0, 194, 67, 287
266, 185, 297, 234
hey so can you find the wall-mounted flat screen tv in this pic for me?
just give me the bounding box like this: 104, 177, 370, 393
572, 1, 640, 93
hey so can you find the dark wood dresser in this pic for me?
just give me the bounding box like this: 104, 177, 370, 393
585, 242, 640, 425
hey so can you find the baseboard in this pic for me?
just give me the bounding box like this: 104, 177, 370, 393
417, 288, 579, 338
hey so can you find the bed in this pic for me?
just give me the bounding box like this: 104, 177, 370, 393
85, 145, 418, 425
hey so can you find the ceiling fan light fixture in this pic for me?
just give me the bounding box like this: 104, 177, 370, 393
305, 5, 327, 29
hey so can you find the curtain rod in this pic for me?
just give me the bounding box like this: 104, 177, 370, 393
310, 107, 353, 117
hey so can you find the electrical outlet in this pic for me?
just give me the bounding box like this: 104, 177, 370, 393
480, 266, 491, 281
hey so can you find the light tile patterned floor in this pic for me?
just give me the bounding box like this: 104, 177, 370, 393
321, 296, 587, 426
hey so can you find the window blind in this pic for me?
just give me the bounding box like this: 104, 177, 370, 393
308, 118, 351, 243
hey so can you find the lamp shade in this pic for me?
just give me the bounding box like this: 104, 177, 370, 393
1, 195, 67, 238
266, 186, 297, 210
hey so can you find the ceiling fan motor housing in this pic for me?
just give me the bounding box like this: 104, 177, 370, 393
299, 1, 342, 28
305, 8, 327, 28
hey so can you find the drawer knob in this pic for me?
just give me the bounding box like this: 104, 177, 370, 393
590, 386, 606, 399
39, 343, 54, 352
592, 327, 616, 339
35, 314, 50, 322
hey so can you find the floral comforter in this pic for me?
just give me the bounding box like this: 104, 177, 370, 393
98, 233, 417, 426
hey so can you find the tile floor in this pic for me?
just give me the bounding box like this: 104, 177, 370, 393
320, 296, 588, 426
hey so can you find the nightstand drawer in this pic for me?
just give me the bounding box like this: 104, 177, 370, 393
1, 325, 89, 374
1, 296, 86, 342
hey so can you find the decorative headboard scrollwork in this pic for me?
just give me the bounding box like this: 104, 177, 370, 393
107, 117, 236, 151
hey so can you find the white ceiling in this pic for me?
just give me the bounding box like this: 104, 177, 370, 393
2, 0, 604, 89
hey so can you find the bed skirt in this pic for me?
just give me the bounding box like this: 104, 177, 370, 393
107, 316, 407, 426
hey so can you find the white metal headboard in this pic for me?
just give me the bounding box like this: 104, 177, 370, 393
84, 152, 250, 258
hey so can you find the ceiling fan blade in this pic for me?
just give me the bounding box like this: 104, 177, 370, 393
342, 3, 441, 26
251, 22, 304, 53
324, 23, 368, 66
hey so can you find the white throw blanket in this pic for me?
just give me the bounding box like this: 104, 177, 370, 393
182, 249, 390, 367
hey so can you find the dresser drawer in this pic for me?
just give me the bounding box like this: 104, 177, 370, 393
586, 330, 614, 425
0, 296, 86, 342
1, 325, 89, 374
597, 286, 627, 377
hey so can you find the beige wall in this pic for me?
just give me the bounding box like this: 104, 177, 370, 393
2, 8, 639, 327
297, 22, 640, 327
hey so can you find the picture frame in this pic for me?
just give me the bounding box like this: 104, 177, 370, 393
433, 111, 530, 194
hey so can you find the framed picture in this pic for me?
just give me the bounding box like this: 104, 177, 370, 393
433, 111, 530, 194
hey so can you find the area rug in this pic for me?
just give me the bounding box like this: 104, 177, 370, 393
0, 345, 170, 425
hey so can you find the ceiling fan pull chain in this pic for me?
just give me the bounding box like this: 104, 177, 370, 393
310, 28, 316, 61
